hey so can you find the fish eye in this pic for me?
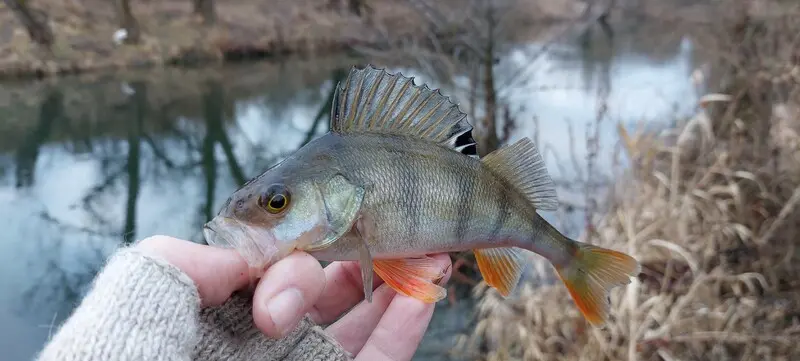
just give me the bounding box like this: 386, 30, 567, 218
258, 184, 291, 214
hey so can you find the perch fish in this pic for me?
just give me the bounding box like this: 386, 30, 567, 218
203, 65, 641, 327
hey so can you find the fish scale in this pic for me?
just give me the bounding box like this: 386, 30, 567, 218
204, 65, 641, 327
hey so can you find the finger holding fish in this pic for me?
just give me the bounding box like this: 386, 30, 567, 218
135, 235, 251, 307
252, 251, 326, 339
309, 260, 385, 324
353, 287, 442, 361
326, 253, 452, 357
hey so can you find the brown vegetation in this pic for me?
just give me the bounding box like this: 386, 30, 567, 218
192, 0, 215, 25
2, 0, 54, 46
453, 2, 800, 360
0, 0, 451, 78
0, 0, 607, 79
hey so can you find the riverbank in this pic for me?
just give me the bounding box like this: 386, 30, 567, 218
0, 0, 769, 80
0, 0, 589, 79
0, 0, 392, 78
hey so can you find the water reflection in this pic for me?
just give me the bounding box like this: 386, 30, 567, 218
15, 89, 60, 189
0, 26, 702, 360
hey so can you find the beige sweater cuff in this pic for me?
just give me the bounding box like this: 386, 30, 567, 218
196, 294, 352, 361
35, 247, 352, 361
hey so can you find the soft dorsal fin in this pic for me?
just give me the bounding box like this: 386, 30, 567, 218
330, 65, 478, 158
481, 138, 559, 211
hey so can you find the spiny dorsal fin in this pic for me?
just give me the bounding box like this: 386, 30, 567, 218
481, 138, 558, 211
330, 65, 478, 158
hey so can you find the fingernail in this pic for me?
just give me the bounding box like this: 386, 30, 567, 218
267, 288, 304, 336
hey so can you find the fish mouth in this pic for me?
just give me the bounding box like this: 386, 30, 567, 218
203, 216, 283, 269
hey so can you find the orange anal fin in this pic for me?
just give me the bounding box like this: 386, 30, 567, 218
373, 258, 447, 303
555, 243, 641, 327
473, 247, 525, 296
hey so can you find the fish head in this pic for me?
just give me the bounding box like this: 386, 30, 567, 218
203, 160, 365, 269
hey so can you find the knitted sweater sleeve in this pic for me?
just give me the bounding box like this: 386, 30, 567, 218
34, 248, 352, 361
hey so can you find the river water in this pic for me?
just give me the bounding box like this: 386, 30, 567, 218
0, 23, 703, 361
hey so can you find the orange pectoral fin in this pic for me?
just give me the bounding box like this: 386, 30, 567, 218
373, 258, 447, 303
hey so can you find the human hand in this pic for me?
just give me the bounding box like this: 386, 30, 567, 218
135, 235, 453, 361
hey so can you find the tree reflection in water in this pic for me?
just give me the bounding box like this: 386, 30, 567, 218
2, 62, 355, 358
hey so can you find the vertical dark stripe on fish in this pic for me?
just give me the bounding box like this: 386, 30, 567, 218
399, 154, 420, 243
455, 168, 475, 242
489, 185, 510, 242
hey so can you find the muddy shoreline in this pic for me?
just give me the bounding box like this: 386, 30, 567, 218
0, 0, 728, 80
0, 0, 492, 80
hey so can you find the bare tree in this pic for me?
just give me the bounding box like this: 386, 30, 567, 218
356, 0, 602, 155
113, 0, 141, 44
582, 0, 615, 37
2, 0, 54, 46
373, 0, 518, 155
478, 1, 501, 154
193, 0, 216, 25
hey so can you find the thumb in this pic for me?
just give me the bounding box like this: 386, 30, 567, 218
136, 235, 251, 307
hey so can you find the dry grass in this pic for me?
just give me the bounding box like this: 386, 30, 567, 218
452, 3, 800, 361
455, 87, 800, 361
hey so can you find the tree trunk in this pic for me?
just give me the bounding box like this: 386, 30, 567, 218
478, 3, 499, 156
3, 0, 54, 46
193, 0, 216, 25
113, 0, 141, 44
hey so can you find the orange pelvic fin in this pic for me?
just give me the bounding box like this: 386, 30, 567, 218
474, 247, 525, 296
555, 243, 641, 327
373, 257, 447, 303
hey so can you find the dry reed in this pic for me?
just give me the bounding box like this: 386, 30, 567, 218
453, 3, 800, 360
455, 91, 800, 361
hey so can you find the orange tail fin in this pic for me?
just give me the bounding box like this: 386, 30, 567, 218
555, 243, 640, 327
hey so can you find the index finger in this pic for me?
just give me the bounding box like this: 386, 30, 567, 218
135, 235, 251, 307
251, 251, 327, 339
